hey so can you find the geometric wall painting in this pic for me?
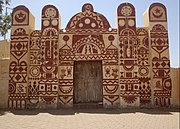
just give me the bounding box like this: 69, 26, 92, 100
9, 3, 172, 109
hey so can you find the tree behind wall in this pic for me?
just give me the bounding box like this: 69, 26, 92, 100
0, 0, 11, 40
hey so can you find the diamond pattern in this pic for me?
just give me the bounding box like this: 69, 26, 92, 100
161, 62, 166, 67
15, 74, 21, 81
156, 38, 163, 45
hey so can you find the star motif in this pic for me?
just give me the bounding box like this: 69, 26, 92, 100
155, 8, 161, 14
19, 12, 25, 17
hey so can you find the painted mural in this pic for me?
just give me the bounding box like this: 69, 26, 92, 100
8, 3, 172, 109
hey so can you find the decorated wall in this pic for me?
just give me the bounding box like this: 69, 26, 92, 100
7, 3, 173, 109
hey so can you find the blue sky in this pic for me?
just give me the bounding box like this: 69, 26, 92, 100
1, 0, 179, 67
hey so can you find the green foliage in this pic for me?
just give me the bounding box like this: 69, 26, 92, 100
0, 0, 11, 40
0, 0, 10, 15
0, 14, 11, 39
0, 1, 4, 20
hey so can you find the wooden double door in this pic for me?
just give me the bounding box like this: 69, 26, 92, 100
74, 61, 103, 103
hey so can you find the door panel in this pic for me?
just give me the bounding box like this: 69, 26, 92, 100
74, 61, 103, 103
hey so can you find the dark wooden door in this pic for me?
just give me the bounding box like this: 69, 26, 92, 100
74, 61, 103, 103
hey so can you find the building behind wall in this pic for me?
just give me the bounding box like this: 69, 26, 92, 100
6, 2, 176, 109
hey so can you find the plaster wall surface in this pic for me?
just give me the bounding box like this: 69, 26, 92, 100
171, 68, 180, 107
0, 3, 179, 109
0, 59, 10, 108
0, 40, 10, 59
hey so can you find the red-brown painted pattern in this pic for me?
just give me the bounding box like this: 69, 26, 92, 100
149, 3, 171, 107
59, 3, 119, 108
117, 3, 139, 106
27, 30, 41, 109
8, 3, 172, 109
39, 5, 59, 108
137, 28, 151, 106
9, 6, 30, 109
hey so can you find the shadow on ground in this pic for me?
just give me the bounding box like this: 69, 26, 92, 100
0, 108, 179, 116
0, 110, 6, 116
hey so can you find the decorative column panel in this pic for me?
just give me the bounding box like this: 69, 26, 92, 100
9, 6, 34, 109
103, 35, 119, 108
148, 3, 172, 107
117, 3, 139, 107
39, 5, 59, 108
27, 30, 41, 108
58, 34, 73, 108
137, 28, 151, 107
